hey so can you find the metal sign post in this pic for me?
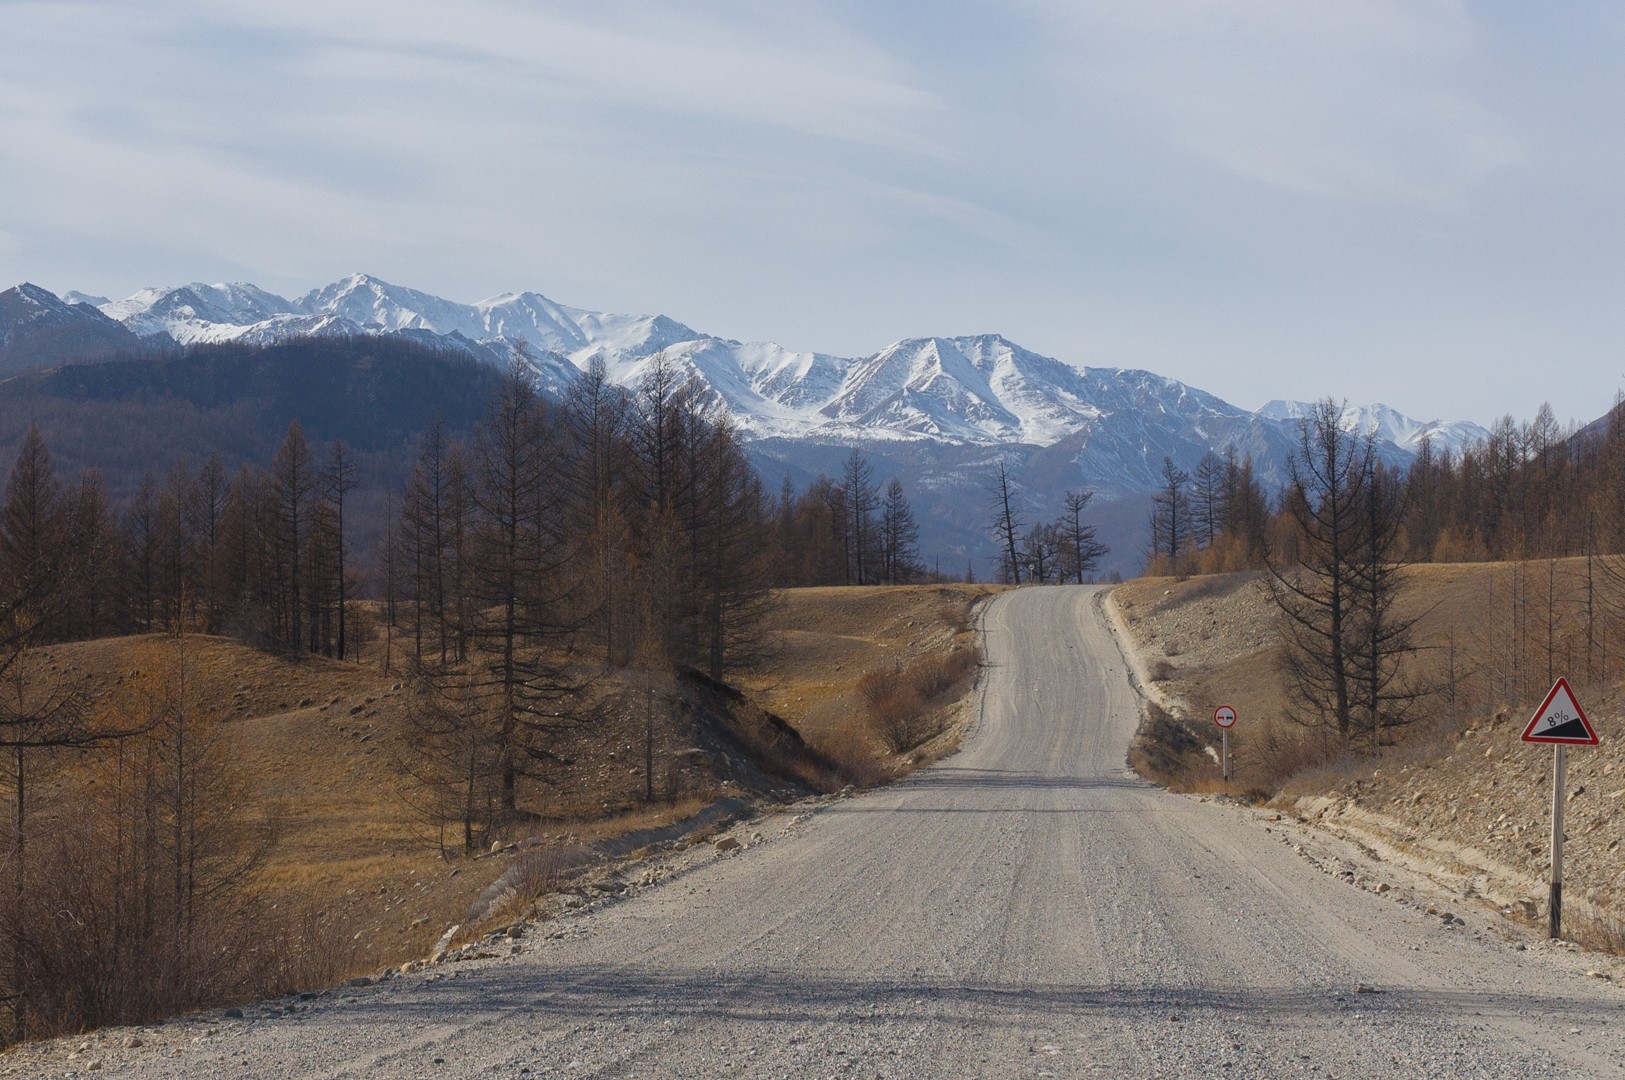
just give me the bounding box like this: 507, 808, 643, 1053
1519, 678, 1599, 940
1550, 744, 1566, 939
1213, 705, 1236, 783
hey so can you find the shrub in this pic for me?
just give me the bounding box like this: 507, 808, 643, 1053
855, 644, 982, 755
871, 685, 936, 753
1569, 909, 1625, 957
813, 716, 891, 789
937, 602, 971, 634
905, 644, 979, 701
856, 667, 897, 708
1128, 701, 1209, 788
479, 843, 592, 928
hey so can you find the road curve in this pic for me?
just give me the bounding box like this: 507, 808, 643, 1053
15, 586, 1624, 1078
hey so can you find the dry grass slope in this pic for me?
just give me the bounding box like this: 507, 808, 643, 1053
7, 582, 996, 1044
1113, 561, 1625, 952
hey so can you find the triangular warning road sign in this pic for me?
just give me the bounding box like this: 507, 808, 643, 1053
1521, 678, 1599, 745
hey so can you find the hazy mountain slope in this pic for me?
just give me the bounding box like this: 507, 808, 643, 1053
0, 283, 145, 373
0, 336, 501, 509
1258, 399, 1488, 458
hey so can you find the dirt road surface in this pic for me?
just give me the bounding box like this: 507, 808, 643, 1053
16, 586, 1625, 1078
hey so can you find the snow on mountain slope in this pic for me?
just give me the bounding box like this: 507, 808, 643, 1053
81, 274, 1490, 493
473, 291, 590, 353
222, 313, 367, 346
297, 273, 483, 337
822, 337, 1024, 442
102, 282, 297, 342
733, 341, 849, 412
49, 272, 1510, 575
1259, 399, 1488, 457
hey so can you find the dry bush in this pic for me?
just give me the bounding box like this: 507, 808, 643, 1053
1568, 909, 1625, 957
811, 716, 891, 788
254, 904, 368, 995
1148, 658, 1176, 682
1128, 701, 1210, 789
856, 667, 895, 709
479, 843, 592, 928
871, 685, 936, 753
857, 644, 981, 755
1271, 746, 1377, 802
0, 637, 334, 1048
905, 645, 979, 701
937, 602, 972, 634
1250, 723, 1335, 793
13, 808, 349, 1045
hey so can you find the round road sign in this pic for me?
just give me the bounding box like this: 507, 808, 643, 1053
1213, 705, 1237, 729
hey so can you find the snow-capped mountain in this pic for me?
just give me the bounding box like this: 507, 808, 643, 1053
1258, 400, 1487, 459
83, 274, 1482, 472
4, 274, 1495, 574
100, 281, 298, 343
0, 282, 141, 371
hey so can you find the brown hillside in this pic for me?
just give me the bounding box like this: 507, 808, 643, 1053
19, 583, 996, 1002
1113, 562, 1625, 943
739, 583, 1000, 744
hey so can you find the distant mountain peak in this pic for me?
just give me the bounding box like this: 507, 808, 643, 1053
1258, 398, 1487, 457
12, 282, 65, 308
0, 282, 140, 365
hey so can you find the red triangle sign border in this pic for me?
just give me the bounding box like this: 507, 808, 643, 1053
1520, 677, 1600, 746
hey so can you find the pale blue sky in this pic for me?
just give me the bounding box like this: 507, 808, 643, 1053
3, 1, 1622, 427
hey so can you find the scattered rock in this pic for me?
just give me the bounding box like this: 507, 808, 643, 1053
349, 976, 373, 987
713, 835, 741, 852
123, 1036, 143, 1049
223, 1007, 244, 1019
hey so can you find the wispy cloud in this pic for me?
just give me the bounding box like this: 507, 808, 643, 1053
1021, 0, 1521, 206
200, 0, 946, 152
0, 1, 1620, 424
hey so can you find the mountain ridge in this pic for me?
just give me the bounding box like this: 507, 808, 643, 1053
1, 275, 1493, 574
42, 273, 1486, 464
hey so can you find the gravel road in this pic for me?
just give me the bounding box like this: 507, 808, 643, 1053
15, 585, 1625, 1078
